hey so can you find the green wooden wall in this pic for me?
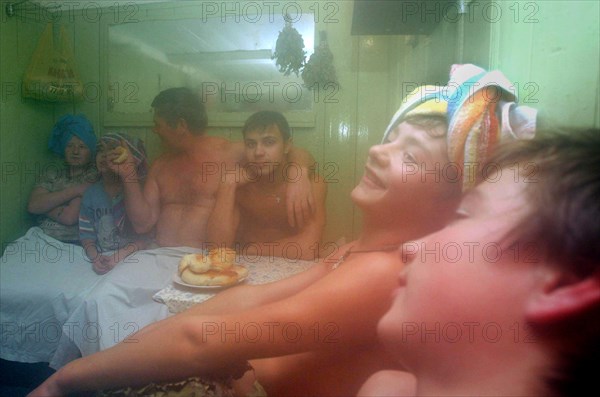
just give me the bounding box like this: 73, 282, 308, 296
1, 15, 58, 248
1, 0, 599, 250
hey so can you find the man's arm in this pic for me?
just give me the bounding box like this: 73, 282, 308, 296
116, 163, 160, 234
285, 146, 316, 228
207, 176, 241, 248
106, 144, 160, 234
29, 250, 401, 396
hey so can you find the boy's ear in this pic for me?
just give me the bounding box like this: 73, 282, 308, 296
284, 138, 293, 155
176, 118, 189, 133
526, 271, 600, 324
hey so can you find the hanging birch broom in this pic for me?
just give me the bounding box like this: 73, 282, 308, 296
272, 14, 306, 77
301, 31, 338, 90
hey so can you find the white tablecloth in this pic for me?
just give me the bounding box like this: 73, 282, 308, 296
0, 228, 103, 363
153, 257, 316, 313
49, 246, 199, 368
49, 248, 315, 369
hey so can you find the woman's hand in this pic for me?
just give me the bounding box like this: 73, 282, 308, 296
28, 184, 89, 215
46, 197, 82, 225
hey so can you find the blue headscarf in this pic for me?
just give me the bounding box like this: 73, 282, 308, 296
48, 114, 97, 157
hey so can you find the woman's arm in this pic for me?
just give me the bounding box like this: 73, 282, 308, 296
27, 184, 88, 215
45, 197, 82, 225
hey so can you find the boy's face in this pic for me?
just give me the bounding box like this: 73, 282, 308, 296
95, 141, 120, 175
351, 121, 458, 217
378, 170, 545, 369
244, 124, 290, 176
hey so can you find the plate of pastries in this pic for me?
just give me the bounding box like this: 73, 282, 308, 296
174, 248, 248, 289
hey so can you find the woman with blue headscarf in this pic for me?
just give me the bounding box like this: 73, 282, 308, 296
27, 114, 99, 243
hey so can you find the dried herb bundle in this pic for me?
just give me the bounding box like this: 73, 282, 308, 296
302, 31, 338, 90
272, 15, 306, 77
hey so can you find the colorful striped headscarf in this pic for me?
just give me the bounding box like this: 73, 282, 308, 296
384, 64, 537, 190
382, 85, 448, 142
48, 114, 97, 157
100, 132, 148, 180
446, 64, 520, 189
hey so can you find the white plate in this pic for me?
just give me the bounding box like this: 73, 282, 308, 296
172, 273, 247, 290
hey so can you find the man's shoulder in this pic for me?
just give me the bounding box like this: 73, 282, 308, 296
212, 137, 244, 156
194, 136, 245, 160
150, 152, 170, 166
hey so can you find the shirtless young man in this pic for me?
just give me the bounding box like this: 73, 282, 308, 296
111, 88, 315, 248
29, 88, 465, 397
208, 111, 327, 260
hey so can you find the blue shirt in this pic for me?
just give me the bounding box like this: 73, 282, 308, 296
79, 182, 132, 251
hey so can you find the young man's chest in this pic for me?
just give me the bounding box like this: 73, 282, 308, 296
237, 183, 290, 229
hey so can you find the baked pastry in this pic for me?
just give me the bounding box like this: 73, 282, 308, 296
112, 146, 128, 164
180, 268, 240, 286
178, 253, 211, 275
208, 247, 236, 271
230, 265, 249, 279
177, 249, 245, 287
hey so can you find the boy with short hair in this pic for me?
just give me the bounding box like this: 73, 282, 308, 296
363, 129, 600, 397
208, 110, 327, 260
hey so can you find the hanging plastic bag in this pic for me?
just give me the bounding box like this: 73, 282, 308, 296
22, 23, 83, 102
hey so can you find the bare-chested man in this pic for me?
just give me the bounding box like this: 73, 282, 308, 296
112, 88, 315, 248
208, 111, 327, 260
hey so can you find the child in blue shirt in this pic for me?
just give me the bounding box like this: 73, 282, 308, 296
79, 132, 149, 274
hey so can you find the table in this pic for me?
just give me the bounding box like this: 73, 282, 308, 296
153, 256, 317, 313
49, 247, 316, 369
